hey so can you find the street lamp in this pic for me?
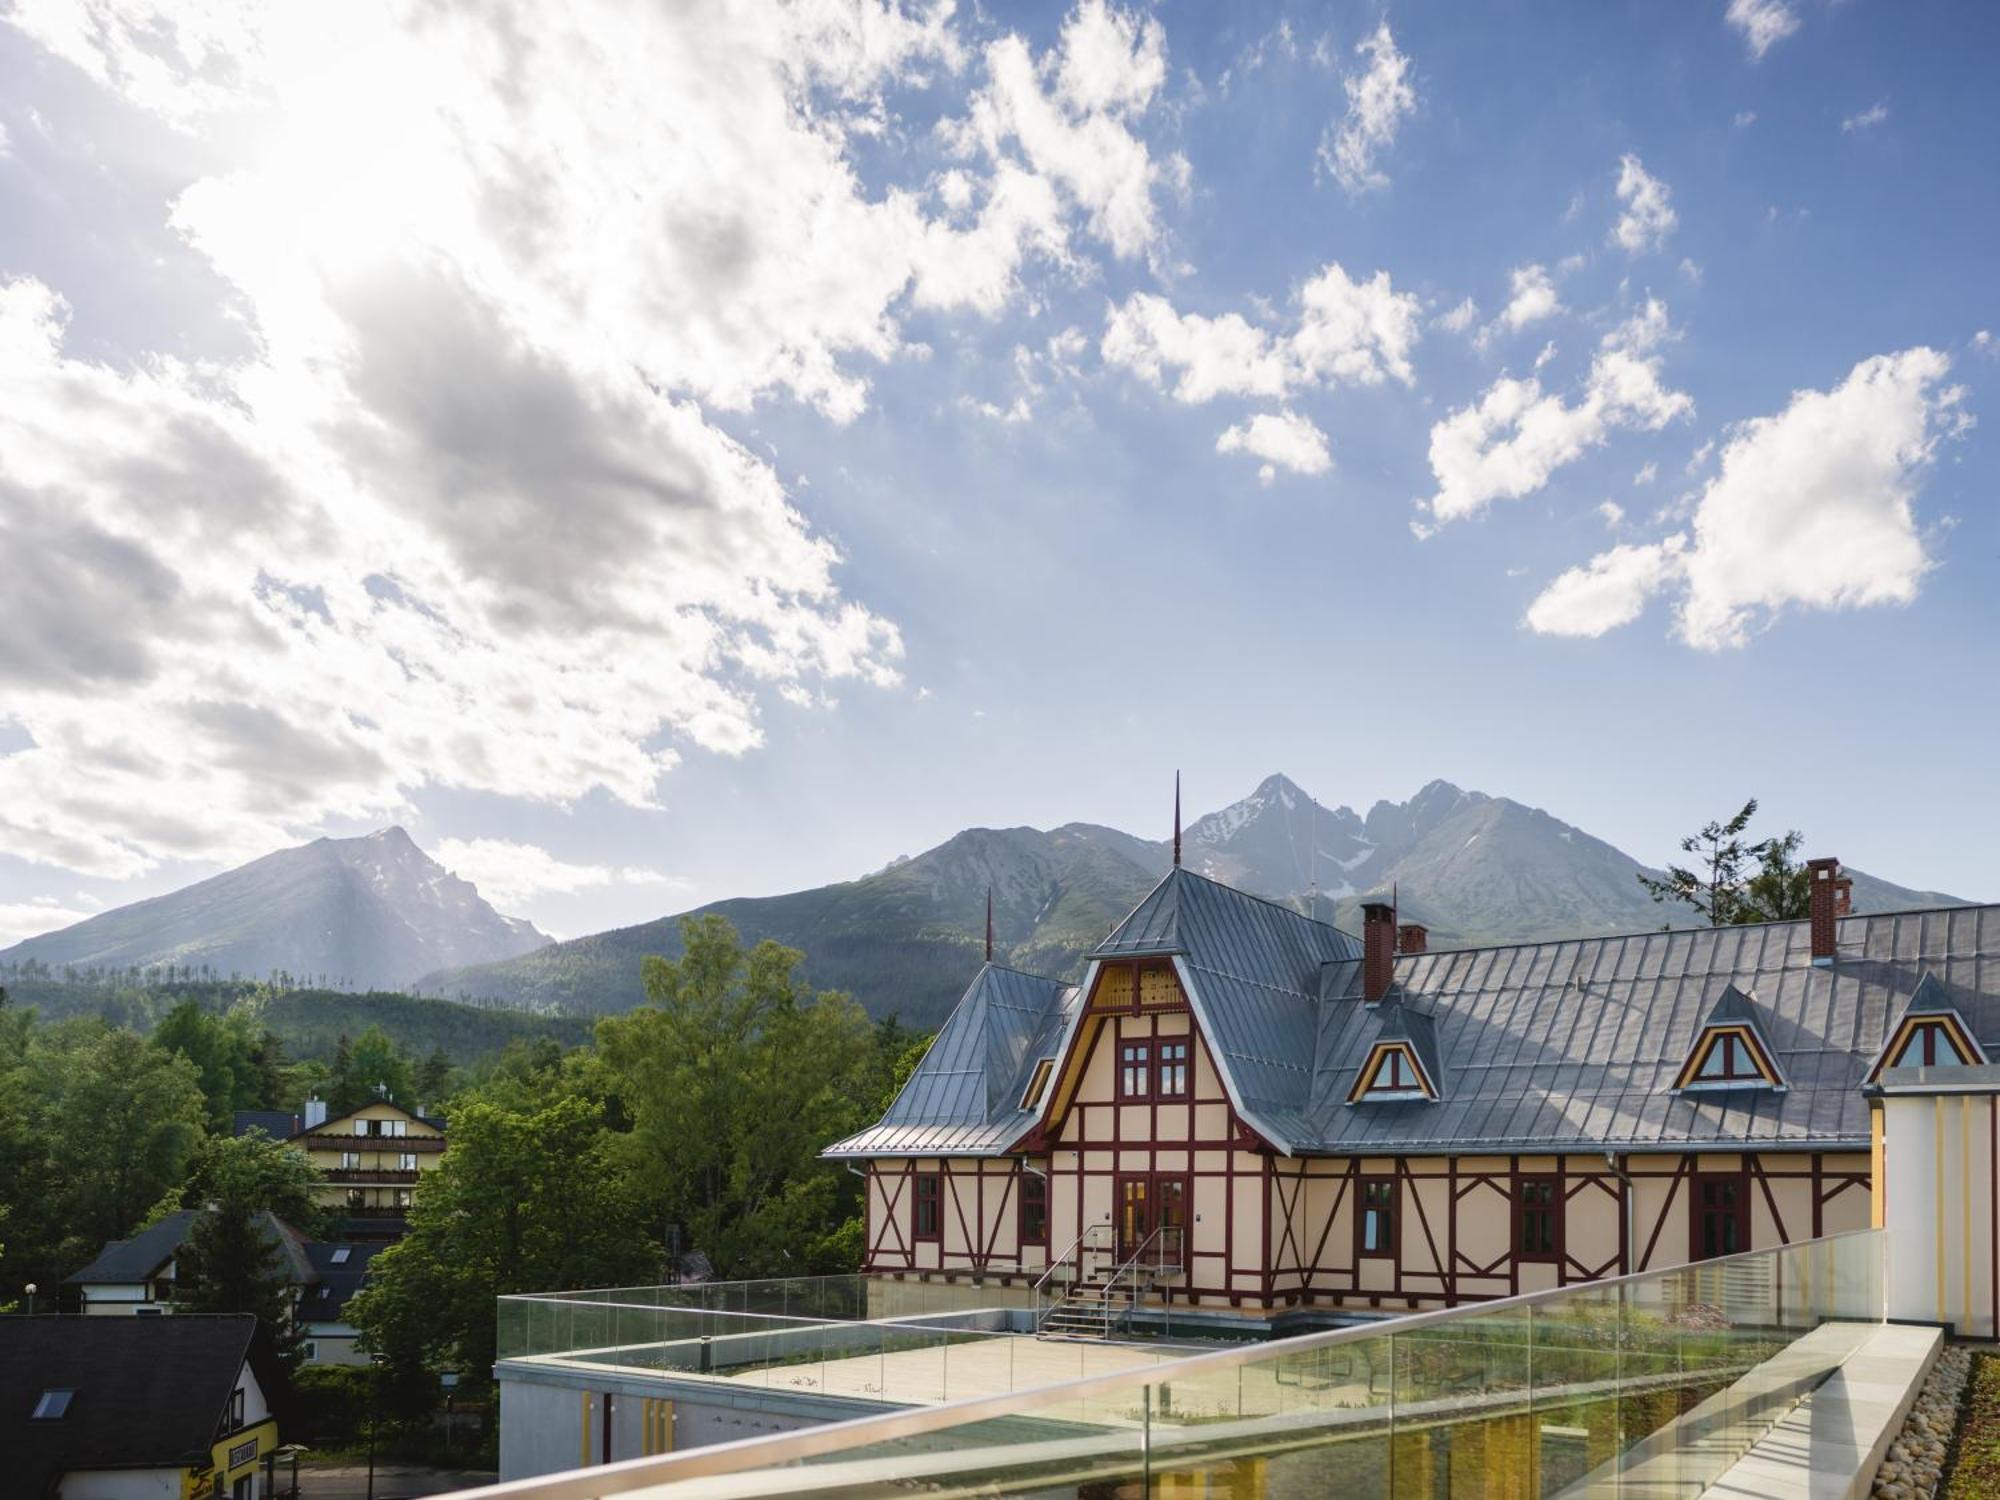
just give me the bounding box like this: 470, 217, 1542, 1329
439, 1371, 460, 1460
366, 1354, 383, 1500
24, 1283, 36, 1315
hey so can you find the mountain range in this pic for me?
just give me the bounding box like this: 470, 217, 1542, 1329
0, 827, 549, 991
2, 777, 1967, 1028
416, 774, 1966, 1027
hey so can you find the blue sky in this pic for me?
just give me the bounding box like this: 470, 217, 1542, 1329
0, 0, 1994, 943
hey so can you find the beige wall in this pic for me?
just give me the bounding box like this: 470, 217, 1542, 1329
301, 1102, 446, 1217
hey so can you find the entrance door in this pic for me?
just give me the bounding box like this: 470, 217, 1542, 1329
1154, 1176, 1189, 1270
1116, 1175, 1151, 1258
1115, 1174, 1189, 1265
1692, 1172, 1749, 1261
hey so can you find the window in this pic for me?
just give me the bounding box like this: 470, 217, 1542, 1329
330, 1247, 352, 1265
340, 1151, 361, 1169
399, 1152, 420, 1171
1020, 1059, 1054, 1110
1019, 1173, 1048, 1245
302, 1342, 318, 1363
32, 1389, 75, 1420
1357, 1177, 1397, 1258
913, 1173, 942, 1241
224, 1386, 245, 1431
1694, 1033, 1766, 1083
1118, 1040, 1153, 1100
394, 1189, 413, 1208
1694, 1174, 1748, 1260
389, 1118, 407, 1137
1897, 1021, 1974, 1069
353, 1120, 369, 1136
1349, 1044, 1435, 1102
1517, 1179, 1559, 1261
346, 1188, 366, 1209
1156, 1040, 1189, 1098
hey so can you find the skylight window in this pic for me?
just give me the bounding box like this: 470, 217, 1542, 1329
330, 1247, 352, 1264
32, 1389, 75, 1420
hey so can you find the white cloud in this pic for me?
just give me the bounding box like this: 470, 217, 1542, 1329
1974, 330, 1996, 359
430, 836, 678, 912
1102, 261, 1420, 403
1734, 110, 1758, 128
1216, 410, 1332, 482
1435, 297, 1478, 335
1420, 299, 1693, 526
1320, 20, 1417, 193
1633, 461, 1659, 486
0, 121, 10, 158
1484, 264, 1562, 341
1842, 101, 1890, 135
1726, 0, 1800, 60
941, 0, 1181, 268
1527, 348, 1969, 647
0, 1, 1181, 879
1525, 539, 1685, 638
0, 896, 101, 947
1611, 154, 1677, 256
1597, 500, 1626, 527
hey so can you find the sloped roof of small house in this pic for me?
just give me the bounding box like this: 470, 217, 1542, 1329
66, 1210, 317, 1290
832, 863, 2000, 1160
824, 963, 1076, 1157
0, 1314, 261, 1493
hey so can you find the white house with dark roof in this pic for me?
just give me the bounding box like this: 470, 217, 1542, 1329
829, 855, 2000, 1329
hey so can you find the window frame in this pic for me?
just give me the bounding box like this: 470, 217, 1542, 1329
1155, 1039, 1190, 1099
1020, 1058, 1055, 1110
1901, 1020, 1972, 1069
1018, 1171, 1048, 1246
912, 1172, 942, 1242
1515, 1177, 1561, 1263
1355, 1175, 1399, 1260
1117, 1039, 1154, 1102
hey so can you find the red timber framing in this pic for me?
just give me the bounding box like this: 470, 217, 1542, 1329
858, 957, 1875, 1312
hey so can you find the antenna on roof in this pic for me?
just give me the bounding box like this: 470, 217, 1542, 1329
985, 886, 994, 963
1173, 771, 1182, 868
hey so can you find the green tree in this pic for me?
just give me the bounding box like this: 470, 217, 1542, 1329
180, 1130, 326, 1234
596, 916, 876, 1277
153, 999, 264, 1133
414, 1046, 453, 1110
28, 1020, 207, 1281
1637, 799, 1810, 927
328, 1024, 414, 1113
347, 1089, 654, 1379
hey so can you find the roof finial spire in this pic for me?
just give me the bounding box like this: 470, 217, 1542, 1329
985, 886, 994, 963
1173, 770, 1182, 868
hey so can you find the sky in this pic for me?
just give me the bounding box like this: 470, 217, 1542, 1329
0, 0, 1995, 944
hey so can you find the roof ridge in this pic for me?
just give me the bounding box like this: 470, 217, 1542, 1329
1391, 898, 1998, 967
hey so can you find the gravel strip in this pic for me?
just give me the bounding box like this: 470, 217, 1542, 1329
1871, 1342, 1972, 1500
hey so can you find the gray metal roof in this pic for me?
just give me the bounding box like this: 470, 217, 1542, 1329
831, 864, 2000, 1160
66, 1209, 318, 1288
824, 964, 1076, 1157
1308, 903, 2000, 1154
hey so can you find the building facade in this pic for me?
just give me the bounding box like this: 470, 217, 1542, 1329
829, 862, 1996, 1318
279, 1097, 447, 1239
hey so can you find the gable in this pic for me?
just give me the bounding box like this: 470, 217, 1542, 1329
1346, 1041, 1439, 1103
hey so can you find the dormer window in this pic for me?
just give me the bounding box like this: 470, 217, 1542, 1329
1347, 1042, 1439, 1103
1867, 984, 1986, 1084
1020, 1058, 1055, 1110
1673, 1024, 1784, 1092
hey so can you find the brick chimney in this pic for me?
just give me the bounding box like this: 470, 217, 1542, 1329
1807, 857, 1847, 966
1363, 902, 1396, 1002
1397, 923, 1429, 955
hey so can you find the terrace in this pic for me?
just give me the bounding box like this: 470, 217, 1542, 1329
477, 1230, 1933, 1498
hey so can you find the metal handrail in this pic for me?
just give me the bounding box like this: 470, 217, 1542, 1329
463, 1227, 1884, 1500
1031, 1222, 1113, 1324
1086, 1224, 1185, 1333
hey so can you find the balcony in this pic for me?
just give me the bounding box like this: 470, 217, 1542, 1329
341, 1205, 411, 1220
300, 1132, 444, 1153
323, 1168, 420, 1184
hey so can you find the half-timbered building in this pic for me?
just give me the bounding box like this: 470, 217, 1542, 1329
827, 857, 2000, 1316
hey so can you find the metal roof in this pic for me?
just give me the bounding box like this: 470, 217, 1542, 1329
831, 864, 2000, 1160
823, 963, 1076, 1157
65, 1209, 318, 1289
